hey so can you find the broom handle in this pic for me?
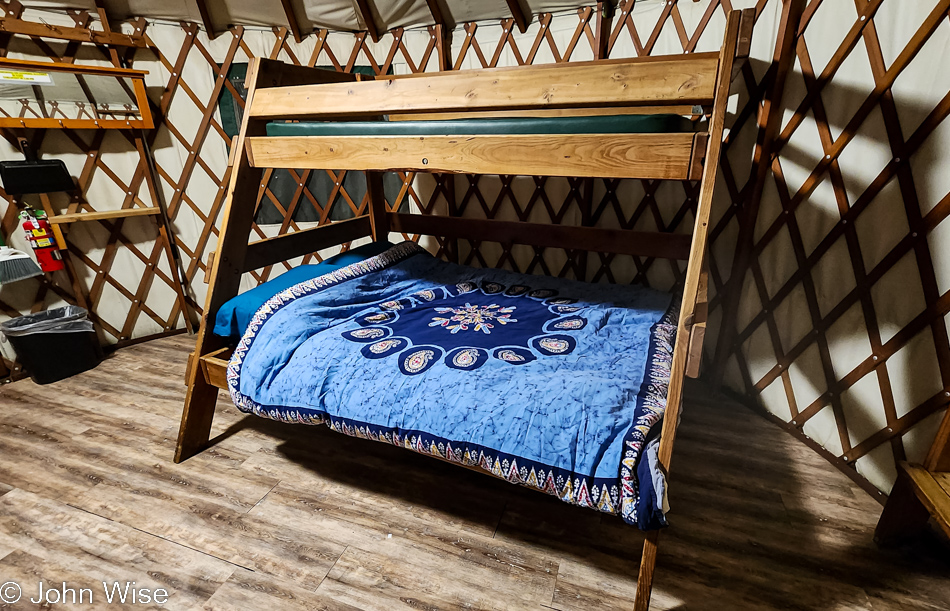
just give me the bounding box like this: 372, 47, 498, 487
137, 130, 195, 335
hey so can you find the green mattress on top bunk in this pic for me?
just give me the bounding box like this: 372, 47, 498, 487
264, 114, 695, 137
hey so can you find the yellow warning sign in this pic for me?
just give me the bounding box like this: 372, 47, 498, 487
0, 70, 52, 84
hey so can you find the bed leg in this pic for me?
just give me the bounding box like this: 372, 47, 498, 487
634, 531, 659, 611
874, 471, 929, 547
174, 371, 219, 463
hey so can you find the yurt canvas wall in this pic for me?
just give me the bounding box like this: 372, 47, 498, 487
0, 0, 947, 504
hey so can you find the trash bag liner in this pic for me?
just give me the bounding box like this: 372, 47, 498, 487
0, 305, 95, 336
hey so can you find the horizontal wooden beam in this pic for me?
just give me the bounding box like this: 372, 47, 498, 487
0, 16, 148, 47
0, 117, 151, 130
387, 106, 706, 121
50, 207, 159, 224
246, 133, 702, 180
389, 213, 692, 261
382, 51, 720, 80
0, 57, 148, 77
243, 216, 372, 271
249, 55, 720, 119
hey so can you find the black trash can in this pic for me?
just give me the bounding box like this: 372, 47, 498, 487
1, 306, 103, 384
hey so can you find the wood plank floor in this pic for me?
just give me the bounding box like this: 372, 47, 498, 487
0, 335, 947, 610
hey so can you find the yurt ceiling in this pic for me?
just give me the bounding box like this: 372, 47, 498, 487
16, 1, 591, 35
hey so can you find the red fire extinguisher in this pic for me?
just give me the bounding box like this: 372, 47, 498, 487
19, 209, 64, 273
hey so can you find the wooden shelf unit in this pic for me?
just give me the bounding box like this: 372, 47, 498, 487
49, 206, 160, 224
0, 57, 153, 130
0, 7, 195, 344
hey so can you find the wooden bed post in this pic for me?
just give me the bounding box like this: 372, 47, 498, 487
367, 171, 390, 241
175, 60, 361, 463
875, 404, 950, 545
634, 530, 661, 610
175, 58, 269, 462
874, 469, 932, 544
633, 10, 746, 609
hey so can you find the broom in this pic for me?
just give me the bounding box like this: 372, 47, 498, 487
0, 233, 43, 284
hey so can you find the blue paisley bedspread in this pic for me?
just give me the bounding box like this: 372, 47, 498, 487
228, 241, 679, 530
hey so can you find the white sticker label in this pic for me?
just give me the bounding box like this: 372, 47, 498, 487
0, 70, 52, 84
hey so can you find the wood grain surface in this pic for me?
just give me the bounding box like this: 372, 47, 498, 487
248, 56, 719, 119
0, 336, 947, 610
246, 133, 698, 180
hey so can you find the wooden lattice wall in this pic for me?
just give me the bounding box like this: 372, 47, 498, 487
0, 1, 194, 381
0, 0, 779, 374
1, 0, 946, 500
711, 0, 950, 498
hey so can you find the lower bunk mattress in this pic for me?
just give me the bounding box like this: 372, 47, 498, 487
228, 241, 679, 529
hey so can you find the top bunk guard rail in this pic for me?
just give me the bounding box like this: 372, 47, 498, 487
176, 10, 754, 611
242, 52, 728, 182
248, 53, 721, 120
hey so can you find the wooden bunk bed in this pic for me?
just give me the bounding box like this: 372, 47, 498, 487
175, 10, 751, 609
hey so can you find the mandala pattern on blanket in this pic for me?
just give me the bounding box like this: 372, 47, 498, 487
342, 280, 588, 375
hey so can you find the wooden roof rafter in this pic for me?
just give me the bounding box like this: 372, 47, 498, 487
423, 0, 451, 69
0, 10, 147, 47
194, 0, 217, 40
92, 0, 122, 66
424, 0, 446, 28
353, 0, 380, 43
92, 0, 112, 31
505, 0, 530, 33
279, 0, 305, 43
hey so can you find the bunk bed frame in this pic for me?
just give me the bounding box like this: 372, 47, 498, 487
175, 10, 751, 609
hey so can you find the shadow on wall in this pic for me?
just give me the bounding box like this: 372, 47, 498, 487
733, 74, 948, 502
209, 379, 950, 609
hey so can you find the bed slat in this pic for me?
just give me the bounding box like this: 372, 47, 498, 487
387, 106, 706, 121
248, 55, 720, 120
389, 213, 692, 260
243, 216, 373, 272
246, 133, 703, 180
